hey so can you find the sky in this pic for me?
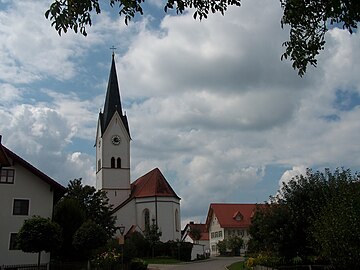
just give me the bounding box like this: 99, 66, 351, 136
1, 0, 360, 227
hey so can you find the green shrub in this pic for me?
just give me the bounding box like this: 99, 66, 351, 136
130, 258, 148, 270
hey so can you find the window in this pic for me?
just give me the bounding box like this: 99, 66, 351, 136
111, 157, 115, 168
98, 159, 101, 171
175, 209, 179, 231
13, 199, 29, 215
1, 168, 15, 184
9, 233, 19, 250
117, 158, 121, 168
143, 209, 150, 230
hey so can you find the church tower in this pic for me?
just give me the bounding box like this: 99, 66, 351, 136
95, 54, 131, 207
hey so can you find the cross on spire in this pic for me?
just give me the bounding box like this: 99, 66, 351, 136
110, 45, 117, 57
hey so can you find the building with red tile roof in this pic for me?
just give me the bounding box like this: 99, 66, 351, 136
95, 55, 181, 242
181, 222, 210, 260
205, 203, 260, 256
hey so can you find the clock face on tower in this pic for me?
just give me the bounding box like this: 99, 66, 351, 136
111, 135, 121, 145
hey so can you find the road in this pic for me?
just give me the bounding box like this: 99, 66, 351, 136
148, 257, 242, 270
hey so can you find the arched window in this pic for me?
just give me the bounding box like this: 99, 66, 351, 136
143, 208, 150, 231
117, 157, 121, 168
111, 157, 115, 168
175, 209, 180, 232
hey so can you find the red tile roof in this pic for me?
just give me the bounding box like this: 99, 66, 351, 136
206, 203, 259, 229
131, 168, 180, 199
113, 168, 180, 212
185, 223, 209, 241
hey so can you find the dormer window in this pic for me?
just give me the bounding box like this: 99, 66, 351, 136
233, 211, 243, 221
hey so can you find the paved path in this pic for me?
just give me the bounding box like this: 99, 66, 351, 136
148, 257, 243, 270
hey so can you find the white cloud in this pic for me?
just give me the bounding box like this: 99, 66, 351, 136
1, 0, 360, 223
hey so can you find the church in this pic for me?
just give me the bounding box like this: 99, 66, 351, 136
95, 54, 181, 242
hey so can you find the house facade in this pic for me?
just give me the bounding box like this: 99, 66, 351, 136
0, 136, 65, 266
95, 54, 181, 242
206, 203, 259, 256
181, 222, 210, 260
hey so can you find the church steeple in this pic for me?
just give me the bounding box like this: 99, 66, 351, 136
100, 54, 130, 136
96, 53, 131, 207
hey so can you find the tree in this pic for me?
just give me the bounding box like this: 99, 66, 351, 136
249, 168, 360, 268
73, 220, 108, 259
65, 178, 116, 239
216, 239, 227, 255
311, 170, 360, 269
144, 219, 162, 257
53, 178, 116, 260
227, 235, 243, 255
46, 1, 360, 76
53, 197, 86, 259
17, 216, 62, 268
45, 0, 241, 36
280, 0, 360, 76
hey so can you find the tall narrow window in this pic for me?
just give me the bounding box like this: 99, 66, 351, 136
143, 209, 150, 230
98, 159, 101, 171
175, 209, 179, 231
111, 157, 115, 168
117, 158, 121, 168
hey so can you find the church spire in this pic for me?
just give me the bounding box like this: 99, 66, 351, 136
101, 54, 130, 136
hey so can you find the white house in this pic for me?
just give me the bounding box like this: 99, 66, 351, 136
181, 222, 210, 260
0, 136, 65, 266
205, 203, 259, 256
95, 54, 181, 242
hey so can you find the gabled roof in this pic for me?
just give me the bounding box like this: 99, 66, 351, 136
0, 136, 11, 166
206, 203, 259, 229
182, 222, 209, 241
2, 145, 66, 193
131, 168, 180, 199
99, 54, 130, 137
112, 168, 180, 212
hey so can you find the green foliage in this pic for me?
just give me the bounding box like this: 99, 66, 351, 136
53, 197, 86, 258
249, 168, 360, 269
46, 0, 241, 36
280, 0, 360, 76
17, 216, 62, 253
73, 220, 108, 258
92, 248, 121, 268
227, 235, 243, 253
312, 171, 360, 269
216, 239, 227, 255
130, 258, 148, 270
144, 221, 162, 248
53, 178, 116, 260
65, 178, 116, 239
125, 231, 150, 259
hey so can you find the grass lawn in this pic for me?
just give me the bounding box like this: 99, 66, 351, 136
144, 257, 182, 264
227, 261, 248, 270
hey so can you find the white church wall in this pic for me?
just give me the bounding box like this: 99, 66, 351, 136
134, 197, 181, 242
156, 198, 181, 242
113, 200, 136, 236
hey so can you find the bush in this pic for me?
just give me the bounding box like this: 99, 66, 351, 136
130, 258, 148, 270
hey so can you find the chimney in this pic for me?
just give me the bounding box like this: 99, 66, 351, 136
190, 221, 194, 225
